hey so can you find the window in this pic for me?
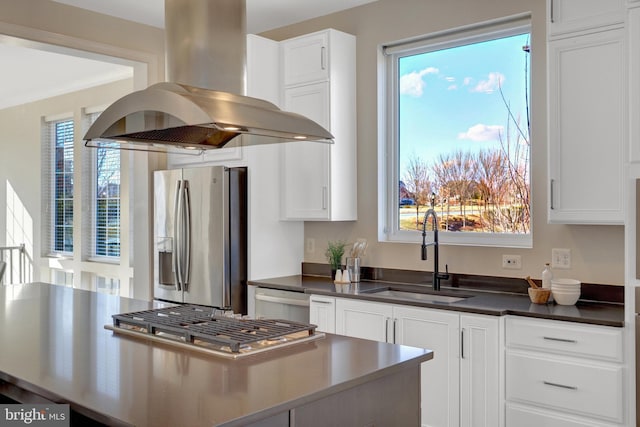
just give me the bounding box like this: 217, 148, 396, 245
42, 118, 75, 255
381, 15, 532, 247
85, 112, 121, 259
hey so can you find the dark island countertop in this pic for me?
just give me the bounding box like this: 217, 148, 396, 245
0, 283, 432, 426
249, 275, 625, 327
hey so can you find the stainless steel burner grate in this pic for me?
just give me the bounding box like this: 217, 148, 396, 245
111, 305, 317, 353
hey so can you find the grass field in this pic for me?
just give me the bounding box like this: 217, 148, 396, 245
399, 204, 526, 233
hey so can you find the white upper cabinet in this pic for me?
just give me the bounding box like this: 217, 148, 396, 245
629, 7, 640, 164
280, 29, 357, 221
548, 0, 624, 37
282, 31, 330, 86
547, 5, 626, 224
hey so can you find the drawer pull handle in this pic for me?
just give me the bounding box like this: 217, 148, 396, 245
543, 336, 577, 343
543, 381, 578, 390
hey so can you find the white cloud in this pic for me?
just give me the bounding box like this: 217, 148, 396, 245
472, 72, 505, 94
463, 77, 473, 86
447, 84, 457, 91
399, 67, 439, 97
458, 124, 504, 142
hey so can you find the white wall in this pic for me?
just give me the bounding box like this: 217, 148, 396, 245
263, 0, 625, 286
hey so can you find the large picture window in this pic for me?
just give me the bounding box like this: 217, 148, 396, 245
381, 16, 532, 247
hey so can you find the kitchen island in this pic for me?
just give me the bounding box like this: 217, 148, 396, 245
0, 283, 433, 426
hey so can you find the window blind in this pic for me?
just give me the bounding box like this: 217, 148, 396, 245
83, 112, 121, 259
41, 117, 74, 256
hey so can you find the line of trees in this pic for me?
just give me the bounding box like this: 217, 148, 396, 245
402, 142, 530, 234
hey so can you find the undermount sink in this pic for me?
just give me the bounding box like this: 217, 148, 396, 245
370, 289, 468, 304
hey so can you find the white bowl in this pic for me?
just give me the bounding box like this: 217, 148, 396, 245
551, 282, 581, 288
552, 290, 580, 305
551, 278, 581, 287
551, 289, 580, 295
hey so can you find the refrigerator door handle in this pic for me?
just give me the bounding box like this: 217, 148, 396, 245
175, 180, 184, 290
173, 181, 182, 291
183, 180, 192, 291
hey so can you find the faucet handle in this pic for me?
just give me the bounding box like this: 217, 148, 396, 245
439, 264, 450, 280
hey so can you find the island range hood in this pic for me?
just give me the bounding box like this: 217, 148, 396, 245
84, 0, 333, 153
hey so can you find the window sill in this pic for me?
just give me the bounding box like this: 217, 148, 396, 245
44, 253, 73, 261
384, 229, 532, 249
86, 256, 121, 265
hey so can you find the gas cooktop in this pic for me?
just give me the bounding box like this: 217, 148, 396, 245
105, 304, 322, 359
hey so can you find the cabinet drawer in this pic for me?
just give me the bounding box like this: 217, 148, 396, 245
506, 403, 618, 427
506, 351, 623, 423
505, 317, 623, 361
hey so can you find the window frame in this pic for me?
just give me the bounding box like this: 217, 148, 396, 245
84, 109, 121, 263
43, 115, 76, 257
379, 14, 533, 248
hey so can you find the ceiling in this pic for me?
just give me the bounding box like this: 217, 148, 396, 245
0, 0, 376, 110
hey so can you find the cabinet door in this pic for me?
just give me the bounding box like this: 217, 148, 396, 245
629, 8, 640, 163
335, 299, 392, 342
394, 305, 460, 427
548, 29, 625, 224
282, 31, 328, 86
309, 295, 335, 333
281, 82, 331, 220
547, 0, 624, 37
460, 314, 502, 427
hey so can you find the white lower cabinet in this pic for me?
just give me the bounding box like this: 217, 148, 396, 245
505, 316, 624, 426
327, 297, 502, 427
308, 294, 336, 333
458, 313, 503, 427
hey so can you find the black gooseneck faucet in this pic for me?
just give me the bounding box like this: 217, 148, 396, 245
421, 194, 449, 291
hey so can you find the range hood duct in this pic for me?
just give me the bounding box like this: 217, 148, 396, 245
84, 0, 333, 153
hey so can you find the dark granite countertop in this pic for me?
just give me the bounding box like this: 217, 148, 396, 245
0, 283, 432, 426
249, 275, 625, 327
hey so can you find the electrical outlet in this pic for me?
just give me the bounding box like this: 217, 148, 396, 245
306, 238, 315, 253
502, 255, 522, 269
552, 248, 571, 269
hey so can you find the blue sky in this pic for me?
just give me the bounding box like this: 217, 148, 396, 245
398, 33, 531, 174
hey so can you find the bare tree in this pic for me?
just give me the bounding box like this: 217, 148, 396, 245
496, 83, 530, 233
432, 151, 477, 230
403, 154, 431, 229
475, 149, 506, 232
432, 155, 453, 230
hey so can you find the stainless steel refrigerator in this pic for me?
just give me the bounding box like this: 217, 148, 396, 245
153, 166, 247, 314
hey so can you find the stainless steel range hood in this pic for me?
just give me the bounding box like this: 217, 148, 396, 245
84, 0, 333, 153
